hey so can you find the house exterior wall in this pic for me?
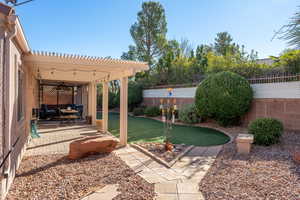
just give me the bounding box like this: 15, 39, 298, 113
0, 17, 5, 176
143, 81, 300, 131
0, 36, 30, 200
0, 13, 33, 199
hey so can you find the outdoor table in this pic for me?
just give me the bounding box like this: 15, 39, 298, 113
60, 109, 79, 114
60, 109, 79, 123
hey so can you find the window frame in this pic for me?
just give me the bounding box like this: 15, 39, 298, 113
17, 63, 25, 122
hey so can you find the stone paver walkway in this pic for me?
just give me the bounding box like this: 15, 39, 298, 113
82, 184, 120, 200
114, 145, 222, 200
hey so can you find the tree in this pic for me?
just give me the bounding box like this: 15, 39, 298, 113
179, 38, 193, 57
214, 32, 234, 56
121, 45, 138, 61
130, 1, 167, 67
195, 44, 212, 72
275, 6, 300, 48
274, 49, 300, 73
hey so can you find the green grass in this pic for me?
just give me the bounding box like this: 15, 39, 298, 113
97, 112, 230, 146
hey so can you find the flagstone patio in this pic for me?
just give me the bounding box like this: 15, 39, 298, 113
114, 145, 222, 200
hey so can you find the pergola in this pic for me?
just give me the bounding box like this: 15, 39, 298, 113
24, 51, 149, 146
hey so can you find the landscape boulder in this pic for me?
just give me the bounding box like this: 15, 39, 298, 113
293, 151, 300, 164
68, 136, 119, 160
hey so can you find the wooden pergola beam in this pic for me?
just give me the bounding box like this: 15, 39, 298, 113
102, 82, 109, 133
119, 77, 128, 146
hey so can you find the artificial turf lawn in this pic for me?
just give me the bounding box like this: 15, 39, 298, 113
98, 112, 230, 146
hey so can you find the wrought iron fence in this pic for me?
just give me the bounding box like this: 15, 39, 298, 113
144, 73, 300, 89
247, 73, 300, 84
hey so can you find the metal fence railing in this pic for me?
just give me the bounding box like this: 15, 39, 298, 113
144, 73, 300, 89
247, 73, 300, 84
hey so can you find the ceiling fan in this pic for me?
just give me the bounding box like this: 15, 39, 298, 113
5, 0, 34, 7
56, 82, 71, 92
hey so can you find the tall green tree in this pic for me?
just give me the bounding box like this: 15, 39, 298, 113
130, 1, 167, 67
214, 32, 234, 56
195, 44, 212, 71
121, 45, 138, 61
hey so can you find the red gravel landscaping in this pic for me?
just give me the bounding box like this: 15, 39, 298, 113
7, 153, 155, 200
199, 131, 300, 200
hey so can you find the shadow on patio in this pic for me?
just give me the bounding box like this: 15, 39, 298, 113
26, 124, 105, 156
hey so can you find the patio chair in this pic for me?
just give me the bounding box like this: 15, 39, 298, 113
39, 104, 57, 119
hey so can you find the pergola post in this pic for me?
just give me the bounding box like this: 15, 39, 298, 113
88, 82, 97, 125
102, 82, 109, 132
120, 77, 128, 146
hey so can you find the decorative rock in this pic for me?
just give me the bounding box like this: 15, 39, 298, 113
236, 134, 254, 154
165, 142, 174, 151
68, 136, 119, 159
293, 151, 300, 164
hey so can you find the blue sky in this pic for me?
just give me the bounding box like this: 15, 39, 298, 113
7, 0, 299, 58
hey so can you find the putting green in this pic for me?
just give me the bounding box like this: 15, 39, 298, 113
97, 112, 230, 146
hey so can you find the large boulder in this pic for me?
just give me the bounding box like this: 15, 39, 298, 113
68, 136, 119, 160
293, 151, 300, 164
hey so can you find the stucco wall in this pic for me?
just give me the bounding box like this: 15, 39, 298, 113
143, 81, 300, 131
0, 26, 4, 172
0, 36, 29, 200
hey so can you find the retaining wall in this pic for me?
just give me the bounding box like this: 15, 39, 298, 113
143, 81, 300, 131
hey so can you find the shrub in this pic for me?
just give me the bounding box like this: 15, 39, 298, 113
195, 71, 253, 126
248, 118, 283, 146
273, 49, 300, 74
128, 81, 143, 110
114, 81, 143, 111
132, 107, 144, 116
97, 90, 118, 109
179, 104, 200, 124
144, 106, 160, 117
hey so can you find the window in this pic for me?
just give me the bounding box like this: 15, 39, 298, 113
17, 67, 25, 121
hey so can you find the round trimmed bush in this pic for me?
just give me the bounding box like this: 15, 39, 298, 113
248, 118, 283, 146
195, 71, 253, 126
179, 104, 200, 124
144, 106, 160, 117
132, 107, 144, 116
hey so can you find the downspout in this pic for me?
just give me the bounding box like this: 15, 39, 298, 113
0, 29, 6, 176
1, 15, 17, 178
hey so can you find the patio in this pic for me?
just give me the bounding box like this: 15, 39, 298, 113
25, 51, 149, 146
26, 124, 103, 156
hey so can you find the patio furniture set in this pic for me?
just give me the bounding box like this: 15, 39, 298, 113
39, 104, 83, 121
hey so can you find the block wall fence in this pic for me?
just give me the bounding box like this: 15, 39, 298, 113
143, 81, 300, 131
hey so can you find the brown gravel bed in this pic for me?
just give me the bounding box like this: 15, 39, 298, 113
199, 131, 300, 200
139, 142, 189, 162
7, 153, 155, 200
